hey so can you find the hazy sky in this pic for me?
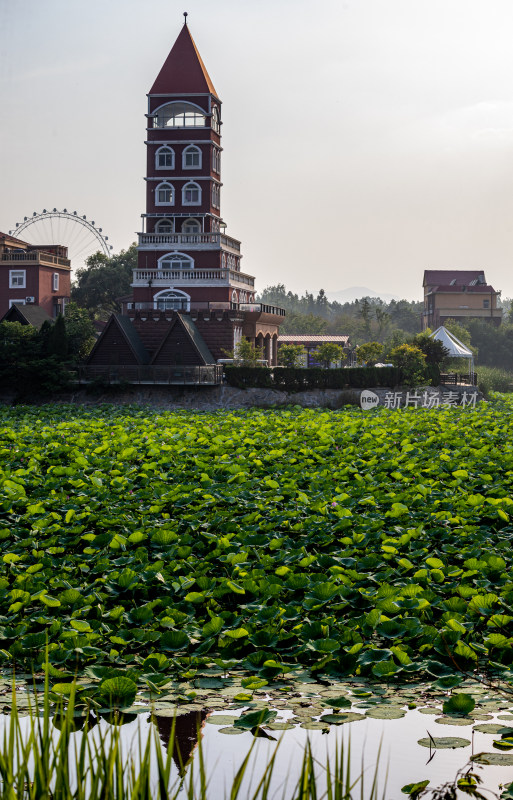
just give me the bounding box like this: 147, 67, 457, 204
2, 0, 513, 301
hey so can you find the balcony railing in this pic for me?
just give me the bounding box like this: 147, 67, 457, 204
121, 301, 285, 316
132, 268, 255, 288
1, 251, 70, 267
238, 303, 286, 317
138, 232, 241, 252
78, 364, 223, 386
123, 300, 240, 313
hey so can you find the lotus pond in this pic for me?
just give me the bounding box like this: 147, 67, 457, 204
2, 398, 513, 795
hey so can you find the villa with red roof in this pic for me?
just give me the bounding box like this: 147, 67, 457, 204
422, 269, 501, 330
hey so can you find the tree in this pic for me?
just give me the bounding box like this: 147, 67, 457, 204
281, 313, 327, 335
356, 342, 384, 366
0, 322, 72, 397
312, 342, 346, 368
46, 314, 68, 358
278, 344, 306, 368
71, 244, 137, 318
225, 338, 264, 366
64, 303, 97, 361
390, 344, 427, 386
412, 332, 449, 367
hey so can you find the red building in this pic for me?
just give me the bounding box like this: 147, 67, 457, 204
93, 19, 284, 372
0, 232, 71, 320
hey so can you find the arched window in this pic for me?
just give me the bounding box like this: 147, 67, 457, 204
155, 182, 174, 205
221, 253, 226, 269
211, 106, 220, 133
152, 102, 206, 128
155, 219, 174, 233
231, 290, 239, 305
153, 289, 190, 311
212, 183, 220, 208
182, 182, 201, 206
155, 146, 174, 169
212, 147, 220, 173
182, 145, 201, 169
158, 252, 194, 271
182, 218, 201, 234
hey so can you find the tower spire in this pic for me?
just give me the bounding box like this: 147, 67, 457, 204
183, 11, 188, 25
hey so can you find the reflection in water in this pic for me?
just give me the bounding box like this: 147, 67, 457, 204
153, 709, 209, 776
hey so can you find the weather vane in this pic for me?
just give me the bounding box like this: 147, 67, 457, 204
183, 11, 188, 25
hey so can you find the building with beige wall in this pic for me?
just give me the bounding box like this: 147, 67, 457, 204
422, 269, 501, 330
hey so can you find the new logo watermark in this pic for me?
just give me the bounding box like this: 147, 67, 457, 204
360, 390, 380, 410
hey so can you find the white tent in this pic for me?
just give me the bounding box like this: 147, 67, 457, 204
429, 326, 474, 384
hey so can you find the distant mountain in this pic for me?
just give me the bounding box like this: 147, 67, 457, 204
325, 287, 400, 304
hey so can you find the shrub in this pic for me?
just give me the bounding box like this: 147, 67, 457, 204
390, 344, 427, 386
356, 342, 384, 366
477, 366, 513, 397
278, 344, 306, 368
224, 366, 402, 391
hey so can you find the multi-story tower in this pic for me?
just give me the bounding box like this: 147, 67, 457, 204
120, 19, 284, 366
132, 19, 256, 312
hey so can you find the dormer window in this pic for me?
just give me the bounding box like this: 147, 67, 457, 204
152, 101, 206, 128
183, 145, 201, 169
155, 182, 174, 205
155, 219, 174, 233
182, 182, 201, 206
155, 146, 175, 169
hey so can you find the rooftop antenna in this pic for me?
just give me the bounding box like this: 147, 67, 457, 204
183, 11, 188, 25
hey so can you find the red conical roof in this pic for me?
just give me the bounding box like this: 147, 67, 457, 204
149, 24, 218, 97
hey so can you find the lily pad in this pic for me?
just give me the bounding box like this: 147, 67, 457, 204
301, 721, 330, 730
473, 724, 513, 735
206, 715, 238, 726
218, 726, 244, 735
417, 737, 470, 749
471, 752, 513, 765
366, 707, 406, 719
435, 716, 472, 726
321, 713, 365, 725
266, 722, 295, 731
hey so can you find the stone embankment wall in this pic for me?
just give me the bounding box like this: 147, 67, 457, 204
1, 384, 480, 411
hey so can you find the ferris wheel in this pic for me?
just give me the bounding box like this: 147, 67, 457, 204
10, 209, 113, 271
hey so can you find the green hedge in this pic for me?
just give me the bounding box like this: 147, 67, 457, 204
224, 366, 402, 391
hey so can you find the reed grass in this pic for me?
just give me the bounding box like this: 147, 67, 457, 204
0, 674, 392, 800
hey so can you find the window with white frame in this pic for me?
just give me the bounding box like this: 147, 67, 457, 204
9, 270, 26, 289
182, 145, 201, 169
155, 182, 174, 205
182, 218, 201, 234
9, 299, 25, 307
53, 273, 59, 291
153, 102, 206, 128
212, 147, 220, 173
158, 252, 194, 271
155, 219, 174, 233
212, 183, 220, 208
182, 182, 201, 205
155, 146, 175, 169
153, 289, 191, 311
211, 106, 221, 133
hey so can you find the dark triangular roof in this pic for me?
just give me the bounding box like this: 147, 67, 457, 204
87, 314, 150, 365
150, 313, 215, 365
177, 313, 215, 363
1, 304, 52, 328
149, 24, 218, 97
